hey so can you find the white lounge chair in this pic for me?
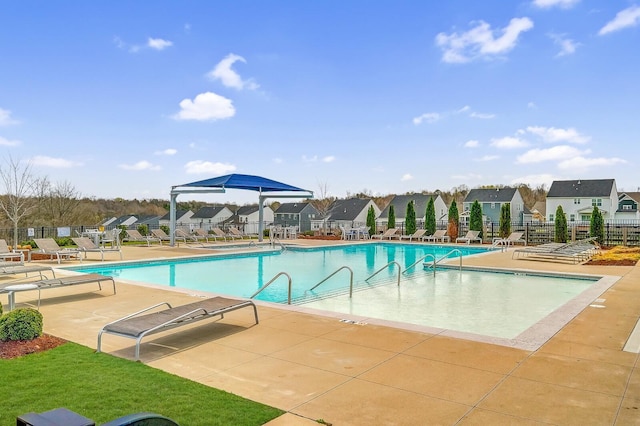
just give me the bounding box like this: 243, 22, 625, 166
175, 229, 201, 243
456, 230, 482, 244
371, 228, 399, 240
399, 229, 427, 242
421, 230, 450, 243
151, 229, 173, 244
124, 230, 161, 246
33, 238, 81, 263
72, 237, 123, 261
0, 239, 24, 262
492, 232, 526, 247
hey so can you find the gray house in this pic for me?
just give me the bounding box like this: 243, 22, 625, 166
378, 194, 448, 227
274, 202, 319, 232
327, 198, 379, 229
617, 192, 640, 221
463, 187, 526, 225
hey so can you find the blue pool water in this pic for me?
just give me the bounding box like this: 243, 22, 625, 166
69, 243, 602, 340
71, 244, 487, 302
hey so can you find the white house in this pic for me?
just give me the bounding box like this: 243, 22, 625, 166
235, 205, 274, 234
189, 206, 234, 230
328, 198, 380, 229
159, 210, 194, 229
546, 179, 617, 222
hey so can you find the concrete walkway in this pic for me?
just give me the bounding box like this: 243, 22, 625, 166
4, 242, 640, 425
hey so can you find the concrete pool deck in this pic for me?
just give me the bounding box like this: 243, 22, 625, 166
4, 241, 640, 425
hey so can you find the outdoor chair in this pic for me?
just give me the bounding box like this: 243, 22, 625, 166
399, 229, 427, 242
72, 237, 123, 261
33, 238, 81, 263
175, 228, 201, 243
124, 230, 161, 246
455, 230, 482, 244
0, 239, 24, 262
151, 228, 173, 244
421, 229, 450, 243
492, 232, 526, 247
371, 228, 399, 240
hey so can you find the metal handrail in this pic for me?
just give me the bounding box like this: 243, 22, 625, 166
269, 237, 286, 251
309, 266, 354, 297
250, 272, 293, 304
434, 249, 464, 270
402, 254, 437, 276
364, 261, 402, 286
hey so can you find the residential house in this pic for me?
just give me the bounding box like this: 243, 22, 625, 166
524, 201, 546, 222
378, 194, 447, 228
107, 215, 138, 228
189, 206, 234, 230
224, 205, 274, 234
546, 179, 617, 222
616, 192, 640, 221
462, 187, 526, 225
273, 202, 319, 233
327, 198, 380, 230
159, 210, 194, 230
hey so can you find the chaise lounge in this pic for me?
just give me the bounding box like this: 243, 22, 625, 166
33, 238, 81, 263
72, 237, 123, 261
97, 296, 259, 361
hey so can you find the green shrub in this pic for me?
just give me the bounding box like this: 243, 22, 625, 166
55, 237, 74, 247
137, 224, 149, 236
0, 308, 43, 341
160, 225, 170, 235
0, 302, 3, 316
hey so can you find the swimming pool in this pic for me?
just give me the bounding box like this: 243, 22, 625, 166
69, 243, 610, 347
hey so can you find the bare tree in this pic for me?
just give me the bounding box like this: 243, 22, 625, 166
0, 156, 41, 245
35, 179, 83, 226
309, 181, 335, 233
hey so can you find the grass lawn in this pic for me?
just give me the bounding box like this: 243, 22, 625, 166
0, 342, 284, 425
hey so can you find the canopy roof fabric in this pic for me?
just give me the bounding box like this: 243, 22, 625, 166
179, 174, 307, 193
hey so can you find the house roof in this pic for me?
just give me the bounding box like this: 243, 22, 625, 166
378, 194, 438, 218
159, 209, 189, 221
275, 202, 315, 214
135, 215, 162, 225
464, 188, 518, 203
109, 215, 137, 227
192, 206, 228, 219
328, 198, 372, 221
237, 205, 260, 215
619, 192, 640, 203
547, 179, 615, 198
531, 201, 546, 216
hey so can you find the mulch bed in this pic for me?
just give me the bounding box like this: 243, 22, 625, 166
586, 259, 639, 266
0, 334, 67, 359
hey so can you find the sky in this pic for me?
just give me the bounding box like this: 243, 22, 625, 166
1, 0, 639, 205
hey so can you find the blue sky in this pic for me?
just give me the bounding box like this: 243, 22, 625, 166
1, 0, 639, 205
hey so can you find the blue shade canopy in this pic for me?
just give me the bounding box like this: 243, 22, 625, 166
179, 174, 309, 193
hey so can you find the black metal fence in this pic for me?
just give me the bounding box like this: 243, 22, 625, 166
2, 220, 639, 247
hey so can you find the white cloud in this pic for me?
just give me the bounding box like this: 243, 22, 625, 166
0, 136, 21, 146
31, 156, 83, 168
412, 112, 441, 125
490, 136, 529, 149
470, 112, 495, 119
322, 156, 336, 163
119, 160, 161, 171
475, 155, 500, 162
527, 101, 537, 109
148, 37, 173, 50
599, 5, 640, 35
184, 160, 236, 174
549, 33, 580, 57
464, 140, 480, 148
525, 126, 589, 143
273, 157, 283, 164
207, 53, 259, 90
532, 0, 580, 9
0, 108, 18, 126
516, 145, 589, 163
172, 92, 235, 121
435, 17, 534, 63
456, 105, 471, 114
510, 173, 555, 188
557, 156, 626, 171
401, 173, 413, 181
154, 148, 177, 156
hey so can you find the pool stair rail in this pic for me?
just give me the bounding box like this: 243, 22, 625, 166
250, 271, 293, 304
308, 266, 354, 297
365, 261, 402, 286
424, 249, 464, 272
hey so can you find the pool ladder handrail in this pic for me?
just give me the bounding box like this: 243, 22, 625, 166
250, 271, 293, 304
269, 237, 286, 251
308, 266, 354, 297
431, 249, 464, 271
364, 261, 402, 286
402, 254, 437, 276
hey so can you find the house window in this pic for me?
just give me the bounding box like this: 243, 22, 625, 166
581, 214, 590, 221
622, 205, 632, 210
491, 203, 496, 209
574, 198, 580, 204
549, 214, 554, 221
592, 198, 602, 207
569, 214, 575, 221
